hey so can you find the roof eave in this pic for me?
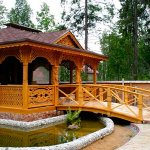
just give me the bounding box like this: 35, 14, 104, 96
0, 38, 108, 61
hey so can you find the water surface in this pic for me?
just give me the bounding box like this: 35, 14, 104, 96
0, 119, 104, 147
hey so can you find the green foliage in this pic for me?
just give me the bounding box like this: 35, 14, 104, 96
36, 2, 56, 31
8, 0, 34, 28
100, 31, 132, 80
0, 0, 7, 28
66, 108, 81, 126
118, 0, 150, 79
60, 131, 78, 143
60, 0, 114, 33
99, 0, 150, 80
60, 0, 115, 48
59, 66, 70, 82
81, 71, 88, 81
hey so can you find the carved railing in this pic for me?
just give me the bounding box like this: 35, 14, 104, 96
28, 85, 55, 108
0, 85, 23, 108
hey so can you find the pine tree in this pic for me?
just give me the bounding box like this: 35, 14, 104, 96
119, 0, 150, 80
0, 0, 7, 28
36, 2, 56, 31
8, 0, 34, 27
60, 0, 114, 49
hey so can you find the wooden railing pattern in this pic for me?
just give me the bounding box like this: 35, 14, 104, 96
56, 84, 150, 122
0, 84, 149, 122
28, 85, 55, 108
0, 85, 23, 108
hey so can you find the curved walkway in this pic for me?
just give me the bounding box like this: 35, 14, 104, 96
116, 124, 150, 150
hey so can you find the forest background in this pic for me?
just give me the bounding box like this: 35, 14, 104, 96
0, 0, 149, 81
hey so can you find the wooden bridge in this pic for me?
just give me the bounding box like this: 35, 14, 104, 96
0, 84, 150, 123
56, 84, 150, 123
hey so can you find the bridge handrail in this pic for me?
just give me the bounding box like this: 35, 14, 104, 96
56, 84, 144, 122
98, 84, 150, 95
83, 84, 148, 97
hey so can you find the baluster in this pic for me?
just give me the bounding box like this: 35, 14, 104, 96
99, 87, 104, 101
107, 87, 111, 112
138, 94, 143, 121
124, 86, 128, 105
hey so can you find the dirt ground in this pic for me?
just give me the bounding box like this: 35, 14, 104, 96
82, 125, 134, 150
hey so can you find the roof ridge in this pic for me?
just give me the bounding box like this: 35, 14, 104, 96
5, 23, 41, 33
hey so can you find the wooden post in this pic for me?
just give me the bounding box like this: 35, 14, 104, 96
99, 87, 104, 101
51, 65, 59, 106
107, 87, 111, 112
93, 68, 97, 84
76, 67, 81, 84
76, 67, 83, 105
124, 86, 128, 104
51, 65, 59, 85
138, 94, 143, 121
23, 62, 28, 109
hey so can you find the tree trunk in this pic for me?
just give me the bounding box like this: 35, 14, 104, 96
85, 0, 88, 50
132, 0, 138, 80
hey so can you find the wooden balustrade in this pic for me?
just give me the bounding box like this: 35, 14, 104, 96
0, 83, 149, 122
28, 85, 55, 108
0, 85, 23, 108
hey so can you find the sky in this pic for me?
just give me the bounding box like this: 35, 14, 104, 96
2, 0, 121, 54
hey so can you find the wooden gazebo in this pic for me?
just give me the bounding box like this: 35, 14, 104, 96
0, 23, 107, 114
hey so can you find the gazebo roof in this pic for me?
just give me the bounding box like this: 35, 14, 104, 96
0, 23, 108, 60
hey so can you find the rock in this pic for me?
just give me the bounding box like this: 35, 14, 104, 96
68, 124, 80, 130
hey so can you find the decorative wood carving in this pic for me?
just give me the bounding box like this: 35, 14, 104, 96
29, 47, 55, 65
57, 35, 79, 48
0, 48, 21, 64
28, 86, 54, 107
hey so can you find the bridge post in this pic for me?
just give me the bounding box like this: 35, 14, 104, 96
78, 84, 83, 106
138, 94, 143, 121
124, 86, 128, 104
99, 87, 104, 101
107, 87, 111, 111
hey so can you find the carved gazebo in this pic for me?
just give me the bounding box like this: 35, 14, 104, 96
0, 23, 107, 114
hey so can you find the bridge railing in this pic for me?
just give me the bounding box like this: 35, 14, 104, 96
100, 84, 150, 110
56, 84, 80, 106
82, 84, 144, 120
56, 84, 146, 121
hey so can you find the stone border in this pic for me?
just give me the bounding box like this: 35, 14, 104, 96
0, 116, 114, 150
0, 115, 66, 130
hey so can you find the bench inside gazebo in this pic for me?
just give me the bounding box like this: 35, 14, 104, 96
0, 23, 107, 114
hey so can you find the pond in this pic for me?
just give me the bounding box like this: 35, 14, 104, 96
0, 119, 104, 147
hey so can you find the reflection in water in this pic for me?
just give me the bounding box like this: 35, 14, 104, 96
0, 120, 104, 147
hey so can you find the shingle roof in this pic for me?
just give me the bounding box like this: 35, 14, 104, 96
0, 23, 108, 60
0, 23, 68, 44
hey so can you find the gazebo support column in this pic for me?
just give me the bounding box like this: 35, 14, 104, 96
52, 65, 59, 106
93, 68, 97, 84
76, 67, 83, 105
23, 62, 29, 109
